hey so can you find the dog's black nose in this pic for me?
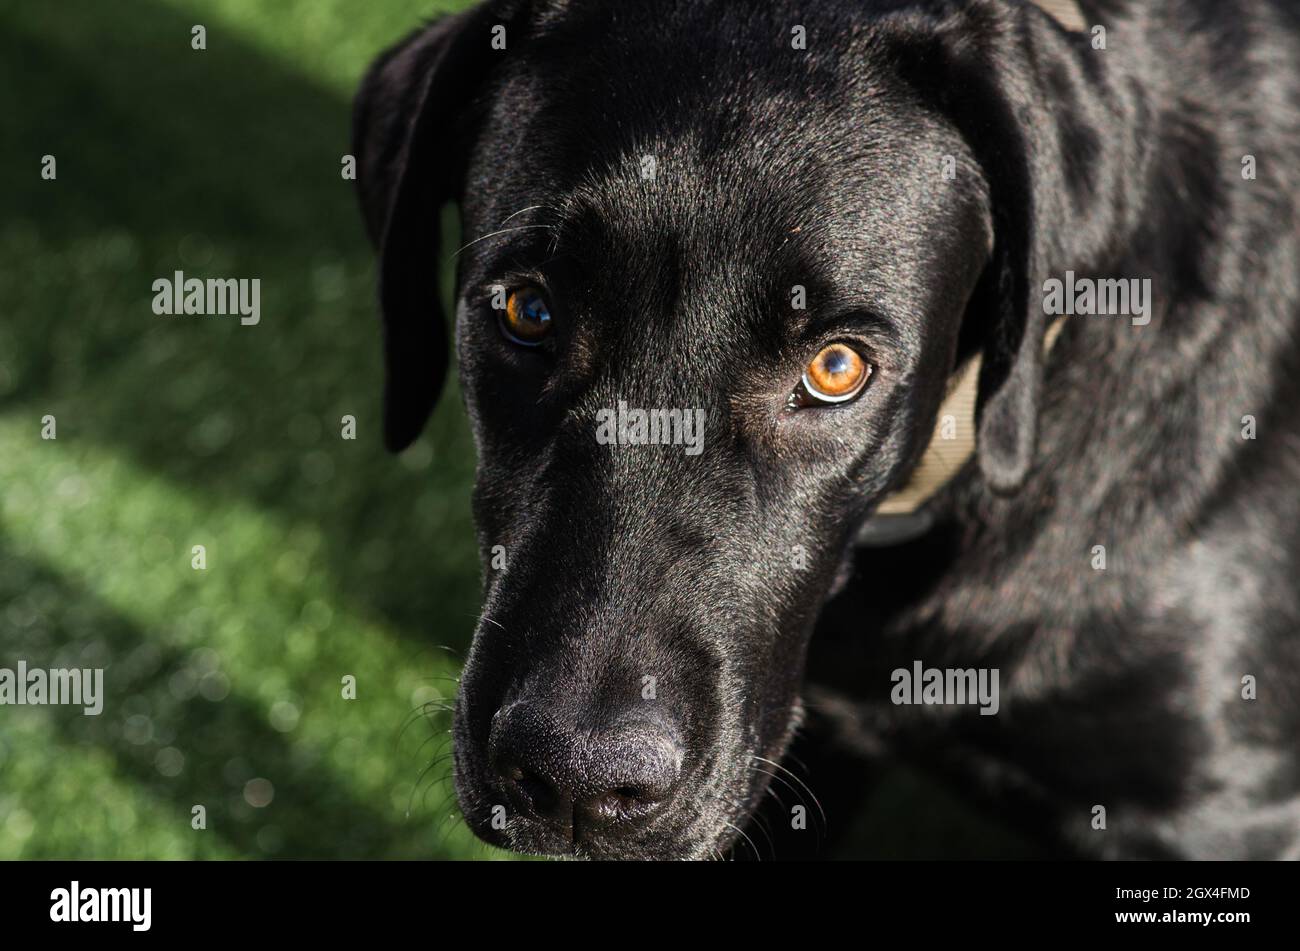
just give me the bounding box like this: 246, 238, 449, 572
490, 702, 683, 840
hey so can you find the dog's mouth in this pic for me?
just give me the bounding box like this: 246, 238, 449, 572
449, 692, 795, 860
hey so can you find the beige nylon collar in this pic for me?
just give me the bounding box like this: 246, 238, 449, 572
875, 318, 1066, 517
1030, 0, 1087, 32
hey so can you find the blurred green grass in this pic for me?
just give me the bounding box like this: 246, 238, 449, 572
0, 0, 501, 859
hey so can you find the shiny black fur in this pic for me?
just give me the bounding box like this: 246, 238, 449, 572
354, 0, 1300, 859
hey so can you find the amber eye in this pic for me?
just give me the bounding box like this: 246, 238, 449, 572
800, 343, 871, 404
499, 287, 553, 345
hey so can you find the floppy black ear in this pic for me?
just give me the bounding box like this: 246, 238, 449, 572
352, 4, 511, 451
905, 1, 1120, 492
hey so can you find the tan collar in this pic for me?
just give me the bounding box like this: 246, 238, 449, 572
874, 352, 983, 517
874, 318, 1066, 519
1029, 0, 1087, 32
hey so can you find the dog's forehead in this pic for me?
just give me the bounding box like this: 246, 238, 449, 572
494, 88, 970, 229
460, 0, 992, 347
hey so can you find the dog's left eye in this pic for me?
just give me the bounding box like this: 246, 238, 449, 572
499, 287, 553, 346
791, 343, 872, 407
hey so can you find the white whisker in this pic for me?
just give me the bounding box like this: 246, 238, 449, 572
450, 224, 553, 260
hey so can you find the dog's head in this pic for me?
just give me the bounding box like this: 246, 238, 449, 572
354, 0, 1105, 858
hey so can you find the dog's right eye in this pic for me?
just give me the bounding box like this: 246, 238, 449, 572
498, 287, 553, 346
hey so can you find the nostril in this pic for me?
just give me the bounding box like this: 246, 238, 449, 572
502, 763, 560, 816
515, 767, 559, 814
581, 751, 681, 824
580, 780, 669, 827
586, 791, 634, 823
597, 786, 646, 815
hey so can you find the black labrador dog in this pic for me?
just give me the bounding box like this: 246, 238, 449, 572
354, 0, 1300, 860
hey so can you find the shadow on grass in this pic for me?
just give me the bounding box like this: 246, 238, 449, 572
0, 541, 475, 858
0, 0, 482, 657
